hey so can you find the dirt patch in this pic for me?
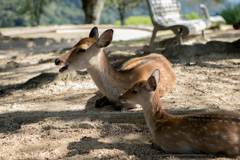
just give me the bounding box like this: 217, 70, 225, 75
0, 27, 240, 159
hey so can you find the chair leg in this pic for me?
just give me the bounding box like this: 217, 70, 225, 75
172, 29, 182, 45
150, 28, 158, 47
202, 30, 205, 38
177, 34, 183, 45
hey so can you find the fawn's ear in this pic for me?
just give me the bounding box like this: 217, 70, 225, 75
89, 27, 99, 38
97, 29, 113, 48
146, 69, 160, 91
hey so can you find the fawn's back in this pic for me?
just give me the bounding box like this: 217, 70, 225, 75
154, 111, 240, 156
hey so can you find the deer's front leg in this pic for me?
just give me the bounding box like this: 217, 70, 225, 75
114, 103, 139, 111
95, 96, 115, 108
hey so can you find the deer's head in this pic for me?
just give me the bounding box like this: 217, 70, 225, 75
55, 27, 113, 73
119, 69, 160, 105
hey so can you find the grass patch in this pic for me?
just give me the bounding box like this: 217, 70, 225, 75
114, 16, 152, 25
184, 12, 205, 20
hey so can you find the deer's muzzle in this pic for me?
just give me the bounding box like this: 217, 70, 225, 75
119, 95, 127, 103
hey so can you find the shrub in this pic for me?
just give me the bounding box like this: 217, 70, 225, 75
221, 4, 240, 25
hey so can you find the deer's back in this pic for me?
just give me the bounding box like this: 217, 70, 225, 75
121, 53, 176, 96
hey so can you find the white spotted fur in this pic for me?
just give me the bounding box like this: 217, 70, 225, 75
119, 69, 240, 156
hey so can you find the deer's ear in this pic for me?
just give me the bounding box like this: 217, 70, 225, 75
89, 27, 99, 38
97, 29, 113, 48
146, 69, 160, 91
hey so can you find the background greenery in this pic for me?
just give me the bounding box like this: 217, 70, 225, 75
114, 16, 152, 25
221, 3, 240, 24
0, 0, 239, 28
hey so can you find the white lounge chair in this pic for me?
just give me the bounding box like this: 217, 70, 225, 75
146, 0, 212, 45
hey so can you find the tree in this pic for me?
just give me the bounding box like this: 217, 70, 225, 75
19, 0, 51, 26
81, 0, 106, 25
20, 0, 105, 26
0, 0, 106, 27
0, 0, 29, 27
106, 0, 143, 25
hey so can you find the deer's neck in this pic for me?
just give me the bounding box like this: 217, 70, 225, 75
87, 49, 131, 102
142, 92, 171, 135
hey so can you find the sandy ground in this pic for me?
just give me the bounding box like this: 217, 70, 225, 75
0, 25, 240, 160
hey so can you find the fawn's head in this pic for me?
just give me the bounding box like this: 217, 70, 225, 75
55, 27, 113, 73
119, 69, 160, 105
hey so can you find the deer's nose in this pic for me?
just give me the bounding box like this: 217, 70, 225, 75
55, 58, 61, 65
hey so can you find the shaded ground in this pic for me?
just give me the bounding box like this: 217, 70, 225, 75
0, 25, 240, 160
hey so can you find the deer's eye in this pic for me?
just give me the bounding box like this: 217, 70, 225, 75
78, 48, 86, 53
132, 90, 137, 94
79, 48, 86, 52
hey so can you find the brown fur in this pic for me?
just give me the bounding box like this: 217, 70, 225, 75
55, 28, 176, 109
56, 37, 97, 65
119, 54, 176, 96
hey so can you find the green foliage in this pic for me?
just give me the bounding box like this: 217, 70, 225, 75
105, 0, 144, 25
19, 0, 50, 26
0, 0, 84, 28
101, 1, 148, 25
40, 0, 84, 25
221, 3, 240, 25
101, 7, 119, 24
114, 16, 152, 25
184, 12, 205, 20
105, 0, 144, 10
0, 0, 152, 27
0, 0, 29, 28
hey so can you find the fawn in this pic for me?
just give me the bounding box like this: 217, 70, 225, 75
119, 69, 240, 156
55, 27, 176, 110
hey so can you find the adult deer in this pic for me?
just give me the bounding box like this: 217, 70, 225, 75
119, 69, 240, 156
55, 27, 176, 110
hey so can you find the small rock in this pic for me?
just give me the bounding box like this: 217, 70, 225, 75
6, 61, 20, 68
78, 123, 94, 129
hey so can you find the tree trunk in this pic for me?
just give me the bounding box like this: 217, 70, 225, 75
119, 8, 125, 26
34, 0, 45, 25
81, 0, 106, 25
